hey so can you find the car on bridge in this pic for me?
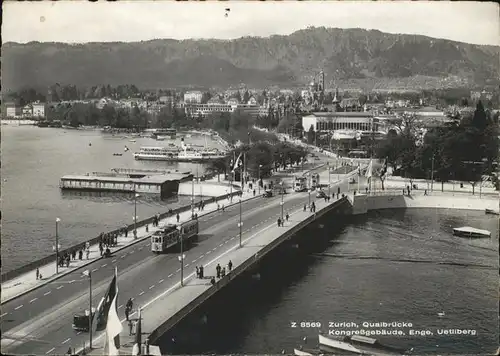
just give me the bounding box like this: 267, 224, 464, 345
316, 190, 327, 199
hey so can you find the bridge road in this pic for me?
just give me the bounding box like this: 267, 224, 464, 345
2, 179, 354, 356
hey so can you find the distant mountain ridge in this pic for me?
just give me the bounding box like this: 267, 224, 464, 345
2, 27, 499, 92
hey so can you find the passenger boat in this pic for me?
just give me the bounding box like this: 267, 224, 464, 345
485, 209, 500, 215
453, 226, 491, 238
319, 334, 409, 355
133, 146, 181, 161
151, 220, 199, 253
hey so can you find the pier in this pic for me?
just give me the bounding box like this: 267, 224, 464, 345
59, 171, 192, 198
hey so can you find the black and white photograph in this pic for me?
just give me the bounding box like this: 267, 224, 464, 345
1, 1, 499, 355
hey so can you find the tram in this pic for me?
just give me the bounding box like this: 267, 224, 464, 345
151, 220, 199, 253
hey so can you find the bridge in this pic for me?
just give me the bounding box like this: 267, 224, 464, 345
2, 157, 496, 356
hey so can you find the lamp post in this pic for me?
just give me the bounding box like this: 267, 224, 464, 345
258, 164, 262, 195
430, 153, 435, 192
327, 162, 331, 197
178, 253, 186, 286
134, 191, 140, 239
55, 218, 61, 274
280, 182, 284, 221
83, 270, 93, 349
238, 198, 243, 247
191, 174, 195, 217
308, 189, 311, 208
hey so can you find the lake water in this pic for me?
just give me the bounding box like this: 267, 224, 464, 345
1, 125, 224, 272
160, 208, 498, 356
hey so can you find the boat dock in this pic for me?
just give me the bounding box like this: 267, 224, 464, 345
110, 168, 191, 178
59, 171, 193, 198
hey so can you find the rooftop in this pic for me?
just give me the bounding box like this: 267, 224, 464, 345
61, 172, 191, 184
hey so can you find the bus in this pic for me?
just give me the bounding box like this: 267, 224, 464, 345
311, 173, 320, 188
151, 220, 199, 253
294, 176, 307, 192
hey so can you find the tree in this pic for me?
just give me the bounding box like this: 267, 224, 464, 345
206, 158, 228, 182
242, 90, 250, 104
307, 125, 315, 144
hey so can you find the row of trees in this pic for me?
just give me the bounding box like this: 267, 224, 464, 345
206, 141, 309, 181
376, 101, 499, 191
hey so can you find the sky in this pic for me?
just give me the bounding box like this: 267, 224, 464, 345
2, 1, 500, 46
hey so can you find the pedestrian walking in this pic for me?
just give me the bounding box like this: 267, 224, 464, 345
176, 213, 180, 223
277, 218, 282, 227
286, 213, 289, 221
99, 244, 104, 256
303, 204, 307, 212
86, 249, 90, 260
196, 266, 200, 278
199, 265, 204, 279
221, 267, 226, 278
72, 250, 77, 260
222, 205, 225, 212
228, 260, 233, 272
78, 250, 83, 260
128, 320, 134, 335
125, 306, 130, 321
216, 264, 221, 279
146, 224, 149, 233
36, 268, 40, 280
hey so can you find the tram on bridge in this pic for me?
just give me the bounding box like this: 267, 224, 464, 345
151, 220, 199, 253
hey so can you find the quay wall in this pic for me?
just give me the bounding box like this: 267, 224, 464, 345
350, 192, 499, 215
147, 197, 351, 345
0, 191, 243, 283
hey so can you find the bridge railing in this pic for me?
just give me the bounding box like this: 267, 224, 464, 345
1, 191, 245, 283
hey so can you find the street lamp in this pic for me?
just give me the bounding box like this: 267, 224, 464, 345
177, 253, 186, 286
134, 192, 140, 239
327, 162, 331, 197
308, 189, 311, 208
258, 164, 262, 195
82, 270, 93, 349
238, 198, 243, 247
191, 174, 195, 217
430, 153, 435, 192
55, 218, 61, 274
280, 182, 284, 221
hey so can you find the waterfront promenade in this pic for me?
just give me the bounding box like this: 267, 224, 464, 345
1, 190, 254, 304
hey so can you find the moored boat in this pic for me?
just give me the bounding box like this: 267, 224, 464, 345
453, 226, 491, 238
485, 209, 499, 215
319, 334, 409, 355
133, 146, 180, 161
294, 347, 321, 356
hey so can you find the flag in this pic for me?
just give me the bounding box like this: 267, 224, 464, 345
232, 152, 242, 173
103, 268, 123, 355
94, 273, 117, 331
365, 159, 373, 180
380, 157, 388, 178
132, 308, 142, 356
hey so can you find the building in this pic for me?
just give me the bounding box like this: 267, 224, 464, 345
32, 102, 46, 118
19, 101, 46, 118
159, 96, 174, 104
4, 102, 22, 118
184, 103, 260, 120
302, 112, 381, 133
183, 91, 203, 104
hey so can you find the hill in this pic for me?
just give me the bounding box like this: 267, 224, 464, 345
2, 27, 499, 91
